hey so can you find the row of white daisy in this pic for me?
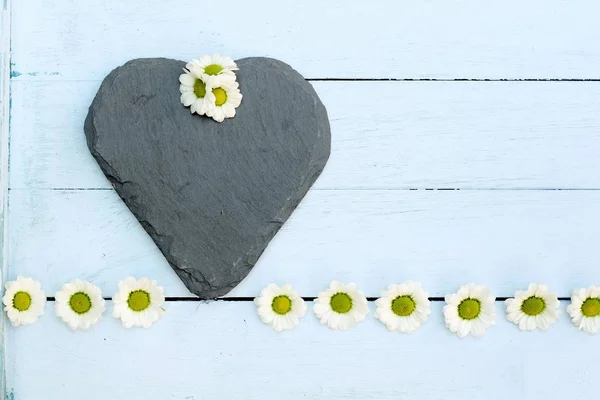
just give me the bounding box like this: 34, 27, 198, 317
5, 277, 599, 336
3, 276, 165, 329
256, 281, 600, 336
179, 54, 243, 122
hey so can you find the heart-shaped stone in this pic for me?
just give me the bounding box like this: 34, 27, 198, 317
85, 57, 330, 298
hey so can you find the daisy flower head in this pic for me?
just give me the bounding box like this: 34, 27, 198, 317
314, 281, 369, 331
112, 277, 165, 328
375, 281, 431, 333
254, 284, 307, 332
186, 54, 238, 87
205, 79, 243, 123
3, 276, 46, 327
179, 68, 216, 116
505, 283, 559, 331
55, 279, 105, 330
567, 286, 600, 334
444, 284, 496, 338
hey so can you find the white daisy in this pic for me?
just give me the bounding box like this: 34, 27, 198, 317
179, 68, 216, 116
205, 80, 243, 123
112, 277, 165, 328
505, 283, 559, 331
444, 284, 496, 338
254, 284, 307, 332
567, 286, 600, 334
55, 279, 105, 330
314, 281, 369, 331
375, 281, 431, 333
186, 54, 238, 87
2, 276, 46, 327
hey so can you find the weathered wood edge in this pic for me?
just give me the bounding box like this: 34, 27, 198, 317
0, 0, 11, 398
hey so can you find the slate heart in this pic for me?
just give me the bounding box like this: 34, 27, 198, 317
84, 57, 330, 298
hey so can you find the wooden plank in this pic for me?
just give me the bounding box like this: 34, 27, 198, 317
10, 80, 600, 190
8, 189, 600, 298
9, 0, 600, 80
6, 301, 599, 400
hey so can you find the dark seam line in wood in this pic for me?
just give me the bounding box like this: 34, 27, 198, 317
317, 188, 600, 191
45, 296, 572, 302
10, 78, 600, 83
10, 188, 600, 192
307, 78, 600, 82
8, 187, 114, 191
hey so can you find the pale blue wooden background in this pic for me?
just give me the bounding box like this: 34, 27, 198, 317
2, 0, 600, 398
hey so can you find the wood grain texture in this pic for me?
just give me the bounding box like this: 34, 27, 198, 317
9, 0, 600, 80
9, 189, 600, 298
6, 301, 598, 400
10, 80, 600, 190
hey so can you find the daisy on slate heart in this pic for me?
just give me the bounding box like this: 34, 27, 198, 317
3, 276, 46, 327
179, 68, 216, 116
112, 277, 165, 328
567, 286, 600, 334
444, 283, 496, 338
254, 284, 307, 331
505, 283, 559, 331
55, 279, 105, 330
375, 281, 431, 333
205, 80, 243, 123
180, 54, 243, 121
185, 54, 239, 87
314, 281, 369, 331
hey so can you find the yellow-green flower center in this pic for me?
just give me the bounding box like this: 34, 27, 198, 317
213, 88, 227, 106
193, 79, 206, 98
271, 295, 292, 315
13, 291, 32, 312
391, 295, 416, 317
458, 298, 481, 320
581, 297, 600, 317
330, 292, 353, 314
521, 296, 545, 316
128, 290, 151, 312
204, 64, 223, 76
69, 292, 92, 314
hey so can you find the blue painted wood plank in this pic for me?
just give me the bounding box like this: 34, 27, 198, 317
9, 0, 600, 80
8, 189, 600, 298
5, 301, 599, 400
9, 81, 600, 190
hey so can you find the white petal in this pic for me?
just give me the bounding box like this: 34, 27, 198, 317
327, 313, 341, 330
521, 316, 536, 331
181, 92, 197, 107
470, 320, 486, 337
210, 107, 225, 123
179, 73, 195, 86
221, 103, 236, 119
535, 314, 549, 330
457, 320, 471, 338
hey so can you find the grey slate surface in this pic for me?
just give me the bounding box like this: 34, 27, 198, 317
84, 57, 331, 298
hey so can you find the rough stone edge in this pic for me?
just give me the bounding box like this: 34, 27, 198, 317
85, 60, 194, 296
84, 57, 331, 298
231, 56, 331, 280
